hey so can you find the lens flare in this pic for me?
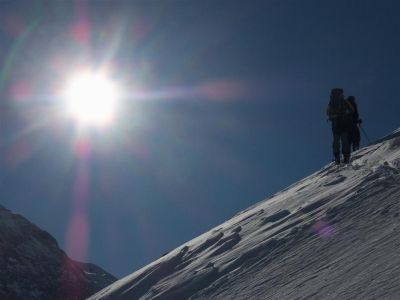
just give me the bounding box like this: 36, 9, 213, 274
62, 71, 119, 127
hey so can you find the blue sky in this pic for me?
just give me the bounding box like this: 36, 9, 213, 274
1, 0, 400, 277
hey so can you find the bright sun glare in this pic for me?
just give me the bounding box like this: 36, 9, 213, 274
63, 72, 119, 127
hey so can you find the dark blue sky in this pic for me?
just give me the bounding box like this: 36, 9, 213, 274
1, 0, 400, 277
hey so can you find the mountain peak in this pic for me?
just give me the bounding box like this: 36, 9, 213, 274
90, 128, 400, 300
0, 204, 117, 299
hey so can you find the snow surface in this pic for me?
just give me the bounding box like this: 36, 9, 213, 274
89, 129, 400, 300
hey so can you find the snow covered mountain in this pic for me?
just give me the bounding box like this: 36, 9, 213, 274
0, 205, 116, 299
91, 128, 400, 300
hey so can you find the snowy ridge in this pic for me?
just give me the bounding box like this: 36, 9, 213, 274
0, 205, 116, 299
90, 128, 400, 300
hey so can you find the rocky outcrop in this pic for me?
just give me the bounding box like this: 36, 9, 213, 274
0, 205, 116, 300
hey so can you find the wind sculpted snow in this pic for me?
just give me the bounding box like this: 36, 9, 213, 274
89, 128, 400, 300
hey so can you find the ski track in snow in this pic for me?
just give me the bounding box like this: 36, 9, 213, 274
89, 129, 400, 300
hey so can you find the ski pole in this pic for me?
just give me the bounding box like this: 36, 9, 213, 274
359, 124, 372, 145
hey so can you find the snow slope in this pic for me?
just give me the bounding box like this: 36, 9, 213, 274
90, 128, 400, 300
0, 205, 116, 299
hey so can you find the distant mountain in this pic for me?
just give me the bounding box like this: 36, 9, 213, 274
90, 128, 400, 300
0, 205, 116, 300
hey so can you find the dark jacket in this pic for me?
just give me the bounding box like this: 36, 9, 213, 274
327, 99, 354, 134
348, 100, 359, 124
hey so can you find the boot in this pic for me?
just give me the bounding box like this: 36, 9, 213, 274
334, 153, 340, 165
343, 154, 350, 164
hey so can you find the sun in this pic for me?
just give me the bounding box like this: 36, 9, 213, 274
62, 71, 119, 127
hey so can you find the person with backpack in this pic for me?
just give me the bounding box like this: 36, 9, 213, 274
346, 96, 362, 151
326, 88, 354, 164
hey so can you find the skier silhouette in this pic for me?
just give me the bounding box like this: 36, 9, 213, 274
326, 88, 354, 164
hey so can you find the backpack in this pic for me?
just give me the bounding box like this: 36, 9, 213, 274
327, 88, 351, 119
